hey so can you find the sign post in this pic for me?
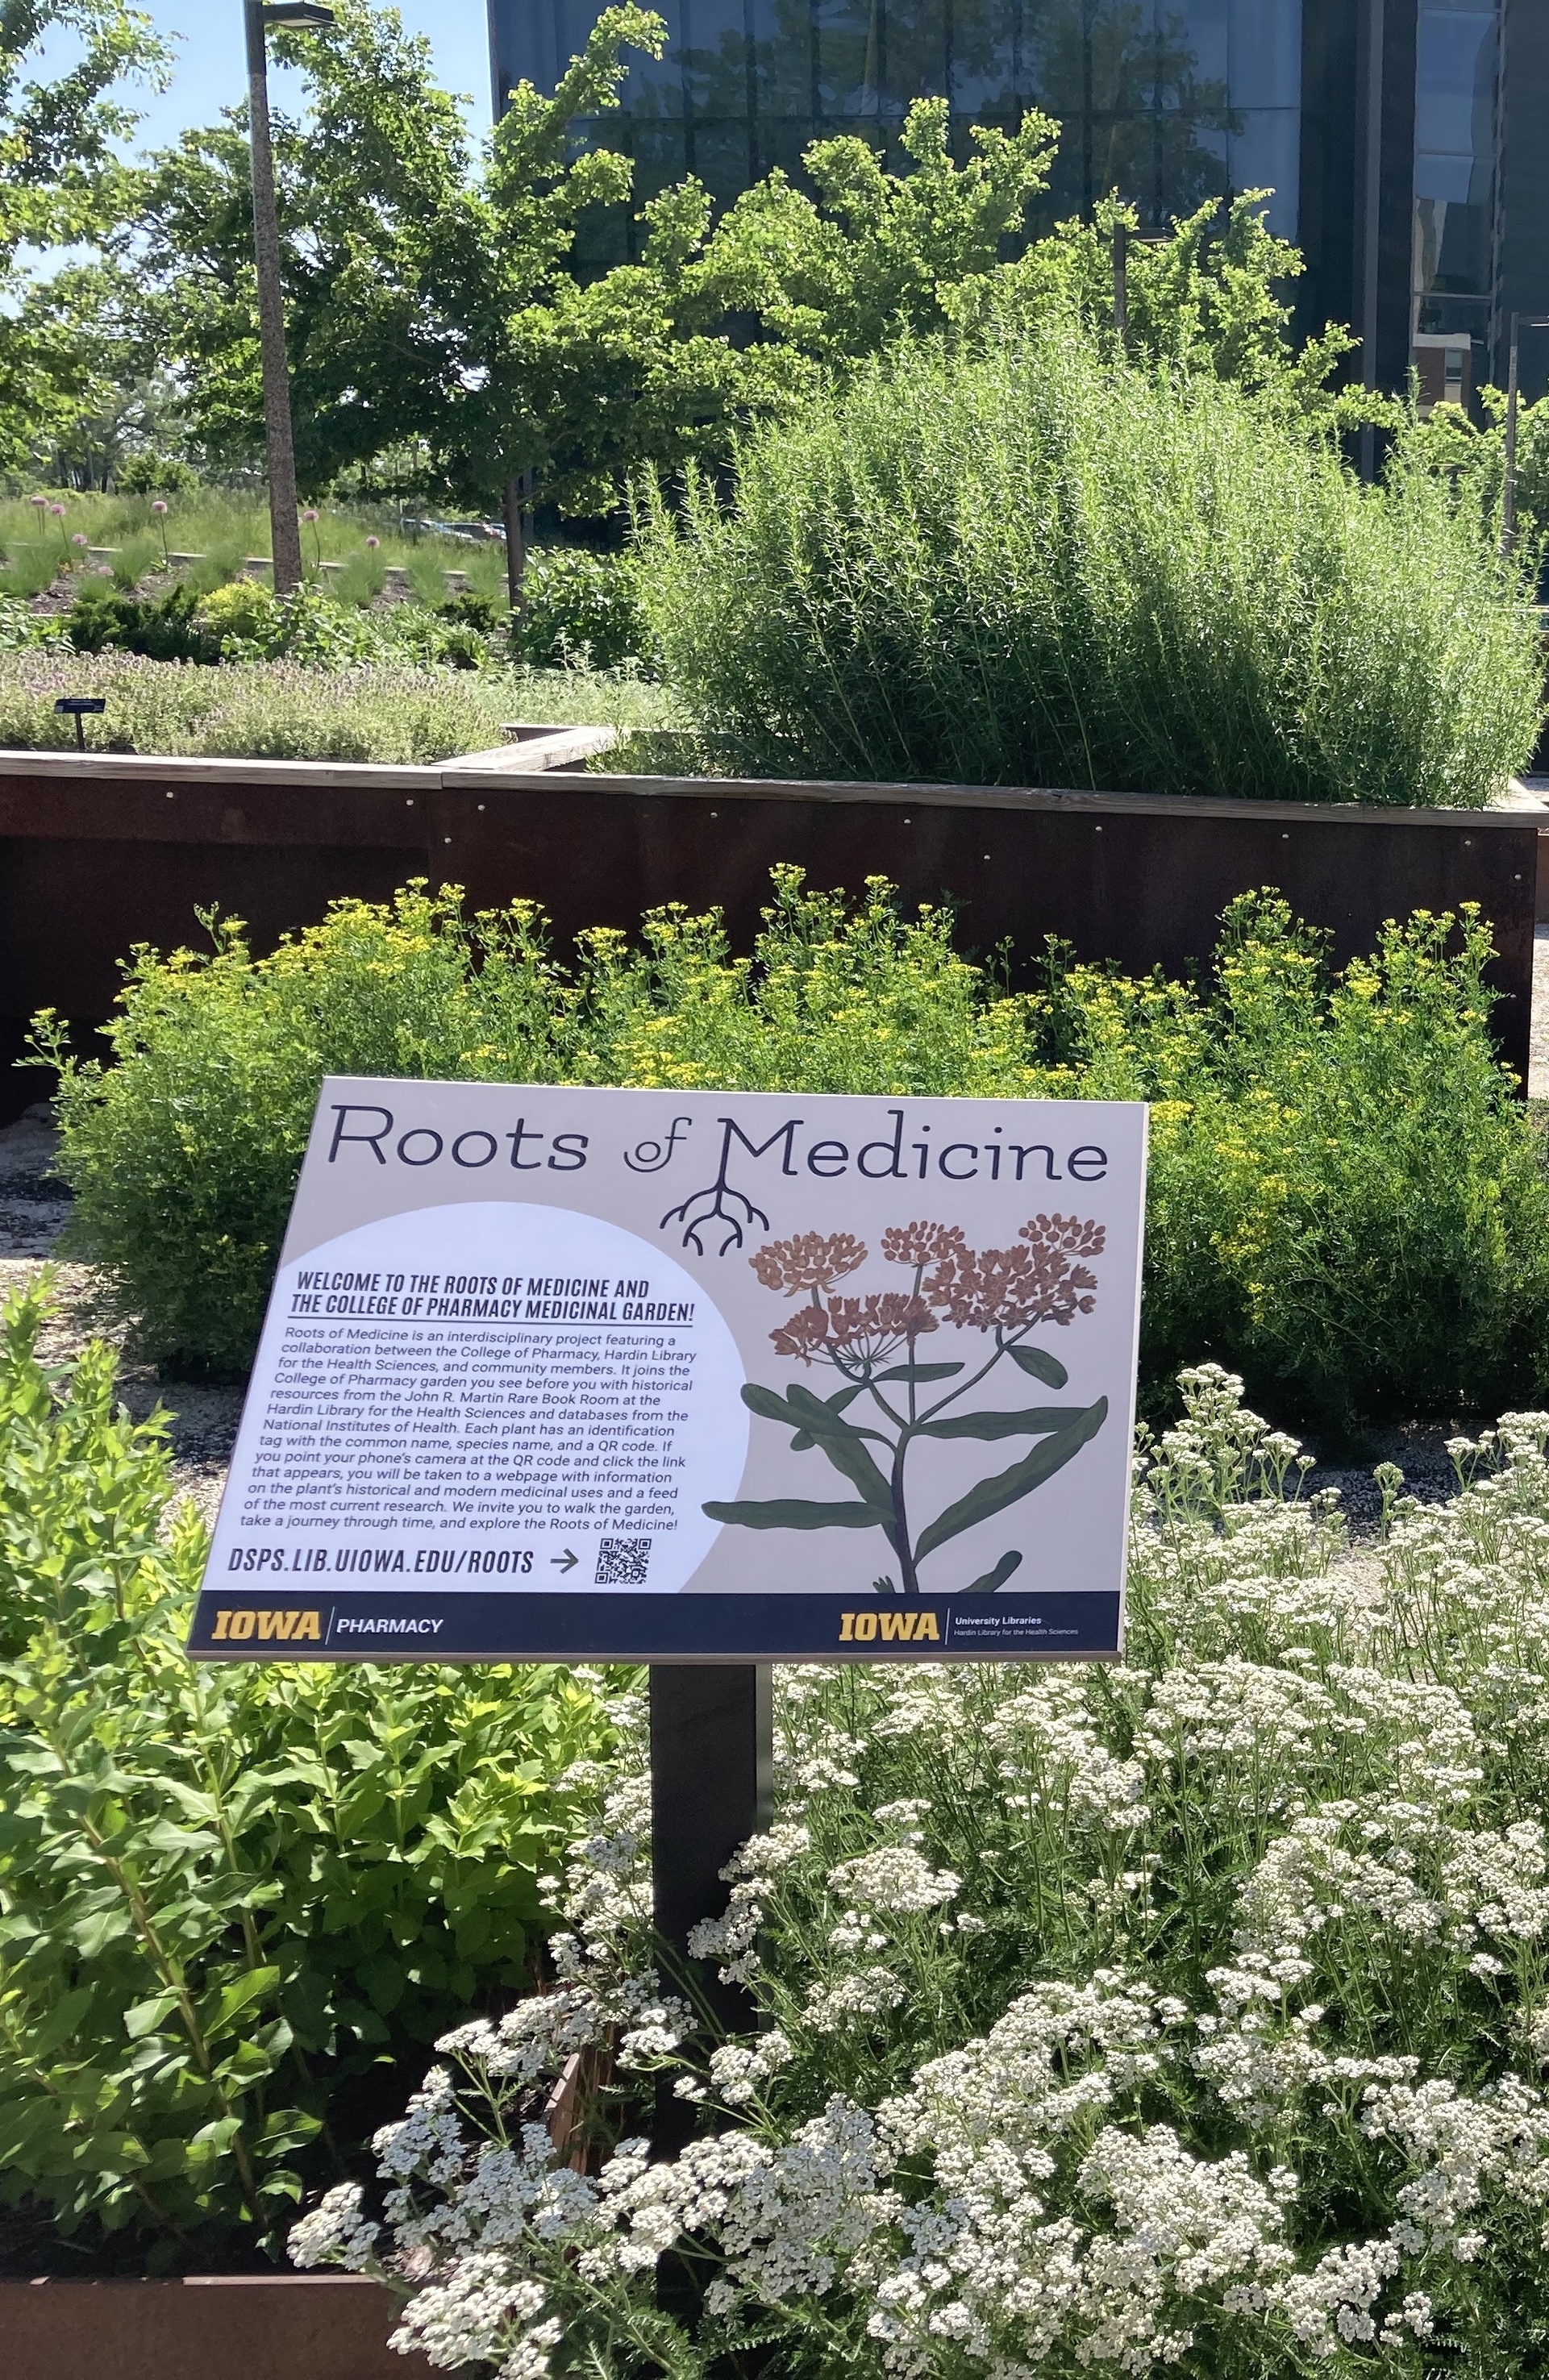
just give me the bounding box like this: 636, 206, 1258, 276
189, 1077, 1147, 2116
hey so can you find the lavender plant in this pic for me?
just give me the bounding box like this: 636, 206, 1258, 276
294, 1368, 1549, 2377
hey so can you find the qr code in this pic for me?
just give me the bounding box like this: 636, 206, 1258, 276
595, 1537, 652, 1586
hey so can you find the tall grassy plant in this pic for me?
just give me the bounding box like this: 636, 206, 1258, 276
635, 328, 1544, 803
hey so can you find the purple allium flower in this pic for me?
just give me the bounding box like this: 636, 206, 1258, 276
71, 532, 89, 547
365, 535, 380, 549
151, 499, 169, 516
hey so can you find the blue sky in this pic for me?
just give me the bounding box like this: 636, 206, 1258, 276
123, 2, 494, 152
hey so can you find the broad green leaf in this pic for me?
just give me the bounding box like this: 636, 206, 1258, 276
123, 1991, 181, 2042
703, 1497, 885, 1532
876, 1362, 964, 1383
914, 1397, 1108, 1561
916, 1404, 1087, 1442
201, 1966, 282, 2042
1006, 1343, 1069, 1388
963, 1550, 1024, 1594
764, 1384, 900, 1525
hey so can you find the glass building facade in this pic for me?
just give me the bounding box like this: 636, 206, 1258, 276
487, 0, 1549, 400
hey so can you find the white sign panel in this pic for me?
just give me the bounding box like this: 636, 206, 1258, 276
190, 1080, 1147, 1662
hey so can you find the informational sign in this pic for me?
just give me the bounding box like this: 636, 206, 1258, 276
188, 1080, 1147, 1663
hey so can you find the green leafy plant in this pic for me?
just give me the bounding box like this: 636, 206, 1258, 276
65, 577, 217, 664
0, 1271, 612, 2258
32, 875, 1549, 1424
116, 456, 199, 496
703, 1221, 1107, 1591
512, 548, 649, 671
635, 322, 1545, 805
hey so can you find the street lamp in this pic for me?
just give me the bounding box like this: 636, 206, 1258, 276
1501, 311, 1549, 560
244, 1, 335, 593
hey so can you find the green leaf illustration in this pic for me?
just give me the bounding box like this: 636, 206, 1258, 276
916, 1404, 1088, 1442
1006, 1343, 1068, 1388
781, 1385, 898, 1526
914, 1396, 1108, 1562
963, 1550, 1023, 1594
702, 1497, 884, 1532
876, 1362, 965, 1383
791, 1383, 865, 1450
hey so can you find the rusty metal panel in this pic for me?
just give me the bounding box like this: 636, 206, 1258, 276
429, 776, 1539, 1088
0, 759, 1536, 1126
0, 766, 435, 850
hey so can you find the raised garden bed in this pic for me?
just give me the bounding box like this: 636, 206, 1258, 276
0, 752, 1539, 1118
0, 2274, 427, 2380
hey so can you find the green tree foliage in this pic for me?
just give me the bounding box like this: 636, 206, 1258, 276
1389, 386, 1549, 560
34, 874, 1549, 1427
122, 1, 1357, 522
0, 1273, 610, 2253
0, 0, 169, 467
635, 323, 1543, 801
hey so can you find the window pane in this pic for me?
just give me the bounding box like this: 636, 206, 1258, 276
1228, 107, 1299, 232
1414, 10, 1497, 160
1226, 0, 1300, 112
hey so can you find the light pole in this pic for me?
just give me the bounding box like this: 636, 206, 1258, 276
244, 0, 334, 593
1501, 311, 1549, 560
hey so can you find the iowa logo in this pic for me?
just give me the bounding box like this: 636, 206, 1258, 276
838, 1609, 941, 1643
210, 1608, 323, 1642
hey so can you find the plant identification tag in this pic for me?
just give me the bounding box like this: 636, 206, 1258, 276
188, 1079, 1147, 1662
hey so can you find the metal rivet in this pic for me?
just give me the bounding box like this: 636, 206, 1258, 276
983, 852, 991, 860
710, 809, 718, 818
1281, 832, 1289, 840
1094, 825, 1102, 834
406, 797, 414, 806
443, 836, 452, 844
477, 803, 485, 811
1464, 838, 1472, 846
903, 816, 911, 823
165, 790, 174, 800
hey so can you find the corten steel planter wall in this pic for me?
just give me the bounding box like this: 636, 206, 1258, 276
0, 751, 1539, 1121
0, 2274, 428, 2379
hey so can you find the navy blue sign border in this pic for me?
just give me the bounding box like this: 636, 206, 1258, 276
188, 1588, 1122, 1662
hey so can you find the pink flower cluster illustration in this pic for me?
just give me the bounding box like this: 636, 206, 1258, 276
704, 1218, 1109, 1596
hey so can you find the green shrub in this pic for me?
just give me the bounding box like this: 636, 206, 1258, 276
515, 547, 650, 672
0, 1272, 610, 2259
194, 576, 282, 650
635, 325, 1545, 802
117, 456, 199, 496
35, 874, 1549, 1423
1052, 894, 1549, 1425
65, 580, 218, 664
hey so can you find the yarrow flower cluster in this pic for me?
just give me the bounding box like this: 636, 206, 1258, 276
291, 1370, 1549, 2380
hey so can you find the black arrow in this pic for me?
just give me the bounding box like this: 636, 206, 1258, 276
551, 1549, 579, 1573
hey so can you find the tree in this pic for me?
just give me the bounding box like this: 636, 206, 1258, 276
123, 0, 1379, 560
0, 0, 170, 468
